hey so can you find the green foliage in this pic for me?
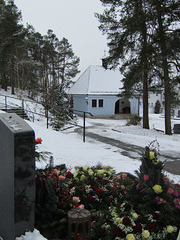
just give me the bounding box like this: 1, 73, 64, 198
0, 2, 80, 105
96, 0, 180, 134
49, 83, 73, 130
126, 141, 180, 227
127, 114, 142, 125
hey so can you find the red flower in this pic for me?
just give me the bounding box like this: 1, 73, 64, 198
144, 175, 149, 181
124, 203, 131, 211
88, 196, 95, 202
174, 198, 180, 209
36, 138, 42, 144
122, 217, 131, 225
156, 196, 166, 205
147, 222, 156, 232
167, 188, 174, 195
109, 196, 113, 202
174, 184, 180, 189
174, 191, 178, 197
113, 227, 126, 237
66, 171, 73, 178
133, 223, 142, 233
136, 216, 145, 223
96, 188, 103, 195
151, 212, 159, 220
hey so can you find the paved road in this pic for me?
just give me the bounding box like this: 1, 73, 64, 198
76, 128, 180, 176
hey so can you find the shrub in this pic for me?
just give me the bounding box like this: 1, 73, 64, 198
127, 114, 142, 125
154, 100, 161, 114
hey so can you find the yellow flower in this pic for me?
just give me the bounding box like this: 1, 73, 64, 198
152, 159, 159, 165
97, 169, 105, 175
149, 151, 155, 159
132, 212, 138, 219
102, 165, 108, 168
81, 175, 85, 180
88, 169, 94, 176
126, 234, 135, 240
167, 225, 174, 233
152, 184, 163, 194
83, 166, 88, 171
74, 172, 78, 178
142, 230, 150, 239
114, 217, 122, 225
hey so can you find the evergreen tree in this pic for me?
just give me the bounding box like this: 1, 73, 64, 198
154, 100, 161, 114
56, 37, 80, 88
97, 0, 180, 134
96, 0, 153, 129
147, 0, 180, 134
0, 0, 25, 93
49, 83, 73, 130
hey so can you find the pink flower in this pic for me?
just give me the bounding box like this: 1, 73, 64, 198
163, 175, 169, 182
167, 188, 174, 195
58, 175, 65, 180
122, 173, 127, 180
174, 191, 178, 197
136, 183, 141, 190
73, 196, 80, 203
144, 175, 149, 181
174, 198, 180, 209
52, 169, 60, 175
78, 204, 84, 209
117, 175, 121, 180
121, 185, 125, 190
156, 196, 166, 205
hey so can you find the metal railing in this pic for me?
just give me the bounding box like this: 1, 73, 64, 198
0, 94, 93, 142
74, 109, 93, 142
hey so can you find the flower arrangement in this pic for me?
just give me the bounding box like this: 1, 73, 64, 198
35, 142, 180, 239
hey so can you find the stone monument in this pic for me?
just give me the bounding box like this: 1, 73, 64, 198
0, 113, 35, 240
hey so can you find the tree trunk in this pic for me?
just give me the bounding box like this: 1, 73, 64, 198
2, 72, 7, 91
156, 0, 172, 135
140, 0, 149, 129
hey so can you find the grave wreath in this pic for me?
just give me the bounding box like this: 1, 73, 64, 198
35, 141, 180, 240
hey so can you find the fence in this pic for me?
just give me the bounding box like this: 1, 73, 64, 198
0, 94, 93, 142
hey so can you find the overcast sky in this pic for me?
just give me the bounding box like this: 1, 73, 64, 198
14, 0, 108, 78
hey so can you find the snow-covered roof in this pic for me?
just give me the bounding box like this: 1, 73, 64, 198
68, 65, 123, 95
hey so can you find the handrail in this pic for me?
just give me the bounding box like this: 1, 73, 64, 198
0, 94, 93, 141
73, 109, 93, 142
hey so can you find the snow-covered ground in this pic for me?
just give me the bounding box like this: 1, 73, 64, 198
0, 90, 180, 240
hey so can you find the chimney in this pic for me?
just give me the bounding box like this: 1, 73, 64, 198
102, 58, 108, 70
101, 50, 108, 70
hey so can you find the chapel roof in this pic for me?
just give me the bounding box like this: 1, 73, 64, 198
68, 65, 123, 95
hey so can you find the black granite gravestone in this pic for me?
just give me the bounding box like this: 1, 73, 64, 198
0, 113, 35, 240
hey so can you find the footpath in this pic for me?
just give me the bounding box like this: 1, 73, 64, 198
77, 129, 180, 176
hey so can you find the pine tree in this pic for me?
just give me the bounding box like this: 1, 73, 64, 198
0, 0, 25, 93
96, 0, 153, 129
97, 0, 180, 134
49, 83, 72, 130
56, 37, 80, 88
147, 0, 180, 134
154, 100, 161, 114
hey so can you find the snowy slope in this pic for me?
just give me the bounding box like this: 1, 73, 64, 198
0, 89, 180, 240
